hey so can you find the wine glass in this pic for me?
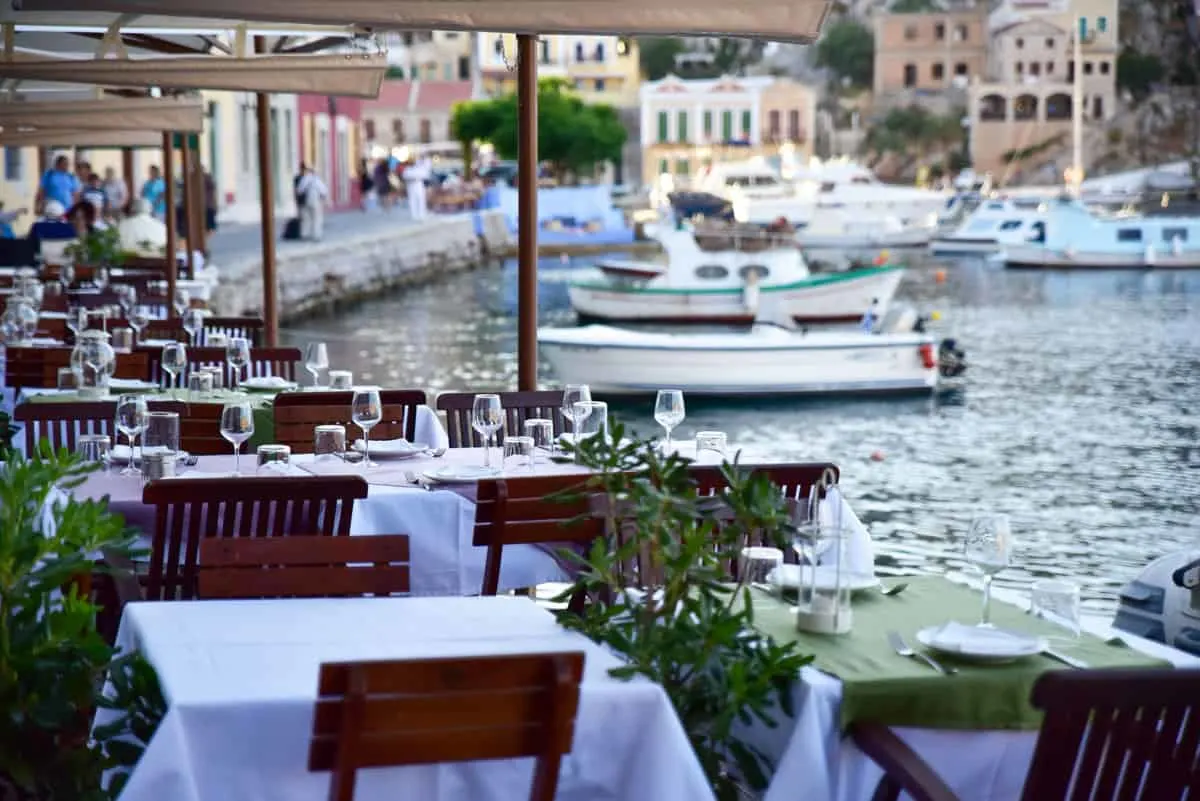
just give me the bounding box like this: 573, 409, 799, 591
471, 393, 504, 468
58, 263, 75, 293
304, 342, 329, 388
226, 337, 251, 388
654, 389, 686, 453
351, 387, 383, 468
116, 285, 137, 317
160, 342, 187, 398
173, 288, 190, 318
182, 308, 204, 346
114, 394, 148, 476
93, 267, 108, 291
964, 514, 1014, 627
219, 401, 255, 476
65, 307, 89, 339
128, 305, 150, 346
560, 384, 591, 446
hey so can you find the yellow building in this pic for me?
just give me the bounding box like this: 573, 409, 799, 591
476, 34, 642, 108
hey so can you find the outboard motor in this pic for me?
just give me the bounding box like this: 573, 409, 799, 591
1113, 552, 1200, 656
937, 338, 968, 378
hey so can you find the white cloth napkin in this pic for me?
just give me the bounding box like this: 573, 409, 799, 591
243, 376, 291, 389
817, 486, 875, 577
929, 621, 1039, 655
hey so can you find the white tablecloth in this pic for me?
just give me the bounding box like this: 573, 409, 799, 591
754, 586, 1200, 801
114, 596, 716, 801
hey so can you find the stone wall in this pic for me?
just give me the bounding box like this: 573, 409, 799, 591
209, 211, 511, 323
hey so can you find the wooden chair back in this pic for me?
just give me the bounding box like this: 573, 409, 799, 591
198, 534, 411, 600
141, 345, 300, 387
141, 316, 265, 347
437, 390, 565, 447
474, 473, 605, 596
1021, 668, 1200, 801
141, 475, 369, 601
4, 347, 149, 390
273, 390, 428, 452
172, 401, 234, 455
309, 652, 585, 801
15, 399, 185, 454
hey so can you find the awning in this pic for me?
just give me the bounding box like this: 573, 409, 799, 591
0, 95, 204, 131
0, 127, 163, 146
14, 0, 833, 42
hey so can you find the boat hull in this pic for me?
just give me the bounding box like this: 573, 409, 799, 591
568, 267, 904, 325
538, 328, 940, 397
929, 236, 1001, 256
1003, 245, 1200, 270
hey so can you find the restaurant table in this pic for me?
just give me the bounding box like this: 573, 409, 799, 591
111, 595, 716, 801
743, 578, 1200, 801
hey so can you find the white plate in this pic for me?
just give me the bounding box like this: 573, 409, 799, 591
423, 465, 500, 483
141, 338, 178, 348
352, 439, 427, 459
916, 622, 1047, 664
239, 377, 297, 392
109, 378, 158, 392
768, 564, 881, 593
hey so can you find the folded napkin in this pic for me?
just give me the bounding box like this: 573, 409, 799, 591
243, 376, 292, 389
353, 437, 422, 451
928, 621, 1039, 655
817, 486, 875, 577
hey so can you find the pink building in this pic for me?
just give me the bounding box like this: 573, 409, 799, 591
297, 94, 364, 212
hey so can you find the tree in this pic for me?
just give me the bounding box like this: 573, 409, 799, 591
450, 78, 627, 182
861, 105, 965, 176
814, 18, 874, 89
1117, 48, 1165, 104
638, 37, 685, 80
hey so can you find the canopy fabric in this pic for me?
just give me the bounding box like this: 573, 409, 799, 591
0, 96, 204, 131
0, 127, 163, 146
16, 0, 833, 42
0, 51, 386, 97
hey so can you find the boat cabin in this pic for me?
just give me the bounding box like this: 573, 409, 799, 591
1032, 200, 1200, 256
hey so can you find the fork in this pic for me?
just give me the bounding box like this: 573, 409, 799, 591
888, 630, 956, 675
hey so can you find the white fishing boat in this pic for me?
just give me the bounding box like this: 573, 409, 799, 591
930, 196, 1053, 256
797, 212, 938, 251
1002, 199, 1200, 269
569, 226, 904, 325
538, 310, 967, 397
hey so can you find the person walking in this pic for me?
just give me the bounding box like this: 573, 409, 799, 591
35, 154, 81, 213
404, 157, 430, 220
102, 166, 129, 218
373, 158, 394, 212
140, 165, 166, 219
295, 165, 329, 241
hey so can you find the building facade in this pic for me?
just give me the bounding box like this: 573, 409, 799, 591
475, 34, 641, 108
297, 94, 363, 212
873, 9, 989, 95
361, 80, 477, 160
383, 31, 474, 83
638, 75, 816, 187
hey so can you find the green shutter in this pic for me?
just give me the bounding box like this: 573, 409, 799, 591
677, 111, 688, 143
657, 111, 669, 143
741, 110, 752, 138
171, 133, 201, 149
658, 158, 669, 175
703, 110, 713, 136
721, 111, 733, 141
676, 158, 690, 176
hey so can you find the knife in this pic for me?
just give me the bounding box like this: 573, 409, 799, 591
1043, 648, 1088, 669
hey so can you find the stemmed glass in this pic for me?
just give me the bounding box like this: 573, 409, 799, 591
173, 288, 190, 318
654, 389, 686, 453
226, 337, 251, 388
160, 342, 187, 398
114, 394, 148, 476
964, 514, 1014, 627
471, 394, 504, 469
560, 384, 591, 446
65, 307, 89, 339
219, 401, 255, 476
116, 285, 137, 318
304, 342, 329, 388
58, 263, 75, 294
351, 387, 383, 468
182, 309, 205, 346
93, 268, 108, 291
128, 305, 150, 346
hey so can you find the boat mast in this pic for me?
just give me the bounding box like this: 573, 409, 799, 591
1071, 15, 1083, 196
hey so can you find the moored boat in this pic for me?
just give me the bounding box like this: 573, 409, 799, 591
797, 212, 937, 251
930, 196, 1051, 256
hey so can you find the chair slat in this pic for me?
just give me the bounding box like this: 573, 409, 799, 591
273, 390, 427, 452
436, 390, 566, 447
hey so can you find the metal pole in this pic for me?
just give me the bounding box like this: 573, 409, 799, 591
120, 147, 134, 215
181, 135, 197, 280
1071, 17, 1083, 195
162, 131, 178, 319
255, 35, 279, 347
516, 34, 539, 391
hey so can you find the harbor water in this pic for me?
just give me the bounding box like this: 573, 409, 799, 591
283, 255, 1200, 614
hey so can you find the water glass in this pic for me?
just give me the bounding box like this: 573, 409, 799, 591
115, 393, 148, 476
173, 287, 190, 318
182, 308, 205, 346
143, 411, 181, 458
1031, 579, 1082, 638
219, 401, 255, 476
329, 370, 353, 390
76, 434, 112, 469
304, 342, 329, 388
964, 514, 1014, 628
523, 418, 554, 463
313, 424, 347, 462
560, 384, 591, 444
654, 389, 686, 452
351, 387, 383, 468
695, 431, 728, 462
471, 394, 503, 469
207, 332, 229, 348
572, 400, 608, 457
256, 444, 292, 476
57, 367, 77, 390
111, 327, 134, 353
738, 546, 784, 591
201, 365, 224, 391
187, 371, 214, 400
502, 435, 535, 471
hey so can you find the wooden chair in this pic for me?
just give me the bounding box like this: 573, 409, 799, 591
198, 534, 410, 600
175, 402, 235, 456
437, 390, 565, 447
141, 345, 300, 387
309, 652, 585, 801
15, 399, 186, 454
142, 475, 369, 601
4, 347, 149, 390
274, 390, 428, 452
689, 462, 840, 501
474, 474, 606, 597
141, 316, 265, 347
851, 668, 1200, 801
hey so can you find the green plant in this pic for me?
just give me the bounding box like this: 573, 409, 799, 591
554, 423, 812, 800
0, 448, 164, 800
64, 227, 126, 268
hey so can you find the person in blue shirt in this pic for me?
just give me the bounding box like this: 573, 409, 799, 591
140, 165, 167, 218
37, 154, 81, 212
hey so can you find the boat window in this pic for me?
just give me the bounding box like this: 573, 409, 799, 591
998, 220, 1023, 231
754, 175, 779, 187
695, 264, 730, 280
739, 264, 771, 280
985, 202, 1005, 210
1012, 198, 1041, 209
1116, 228, 1143, 243
819, 182, 836, 193
1162, 227, 1188, 242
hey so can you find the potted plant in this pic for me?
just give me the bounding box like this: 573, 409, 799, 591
556, 424, 812, 800
63, 226, 127, 269
0, 448, 164, 800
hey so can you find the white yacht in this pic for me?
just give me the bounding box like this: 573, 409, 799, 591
930, 196, 1053, 256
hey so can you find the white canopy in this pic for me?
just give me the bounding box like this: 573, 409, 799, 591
14, 0, 833, 42
0, 127, 164, 146
0, 96, 204, 131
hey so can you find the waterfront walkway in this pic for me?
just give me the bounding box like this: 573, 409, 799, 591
206, 206, 416, 264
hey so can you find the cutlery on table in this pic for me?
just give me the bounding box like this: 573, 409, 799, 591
427, 447, 447, 457
888, 630, 956, 675
403, 471, 433, 490
1042, 648, 1088, 669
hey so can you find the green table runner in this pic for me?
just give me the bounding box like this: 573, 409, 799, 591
24, 390, 276, 449
751, 576, 1170, 731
